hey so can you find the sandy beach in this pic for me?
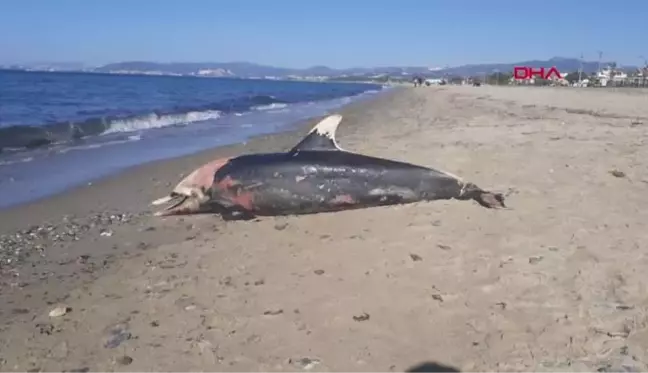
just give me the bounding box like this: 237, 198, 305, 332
2, 85, 648, 372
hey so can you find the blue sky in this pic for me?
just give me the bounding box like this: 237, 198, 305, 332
1, 0, 646, 68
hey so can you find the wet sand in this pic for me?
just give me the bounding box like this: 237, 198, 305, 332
2, 85, 648, 372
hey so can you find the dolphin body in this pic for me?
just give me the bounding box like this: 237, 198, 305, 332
152, 114, 506, 219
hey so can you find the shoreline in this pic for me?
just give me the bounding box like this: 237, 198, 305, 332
3, 85, 648, 371
0, 87, 397, 227
0, 88, 402, 329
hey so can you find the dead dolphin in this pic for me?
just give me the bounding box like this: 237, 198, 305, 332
152, 114, 506, 219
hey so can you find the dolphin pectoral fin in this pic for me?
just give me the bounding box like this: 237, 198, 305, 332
289, 114, 344, 153
204, 194, 258, 221
220, 208, 257, 221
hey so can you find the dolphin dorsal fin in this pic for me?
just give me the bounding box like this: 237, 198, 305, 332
289, 114, 344, 153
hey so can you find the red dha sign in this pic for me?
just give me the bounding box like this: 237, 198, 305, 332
513, 66, 562, 80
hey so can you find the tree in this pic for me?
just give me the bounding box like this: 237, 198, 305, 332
448, 75, 463, 84
487, 72, 512, 85
564, 71, 582, 84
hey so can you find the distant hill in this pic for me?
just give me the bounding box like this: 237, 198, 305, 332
8, 57, 636, 79
433, 57, 622, 77
94, 57, 634, 79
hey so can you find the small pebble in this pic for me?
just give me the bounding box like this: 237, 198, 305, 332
529, 256, 544, 264
115, 356, 133, 365
409, 253, 423, 261
68, 368, 90, 373
609, 170, 626, 178
0, 211, 139, 269
104, 326, 132, 349
100, 229, 113, 237
353, 312, 370, 322
274, 222, 288, 230
313, 269, 325, 275
49, 306, 70, 318
76, 255, 90, 264
289, 357, 321, 370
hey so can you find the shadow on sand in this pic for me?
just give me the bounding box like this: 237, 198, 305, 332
405, 361, 461, 372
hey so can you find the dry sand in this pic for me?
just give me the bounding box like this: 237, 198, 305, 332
1, 85, 648, 372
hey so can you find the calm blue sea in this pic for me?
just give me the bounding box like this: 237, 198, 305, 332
0, 70, 385, 208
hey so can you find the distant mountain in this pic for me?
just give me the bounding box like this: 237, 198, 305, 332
10, 57, 636, 79
432, 57, 624, 77
95, 57, 636, 79
1, 61, 90, 72
94, 61, 436, 77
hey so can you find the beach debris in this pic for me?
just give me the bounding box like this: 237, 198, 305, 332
432, 294, 444, 302
437, 244, 452, 250
263, 309, 284, 316
352, 312, 370, 322
219, 276, 233, 286
409, 253, 423, 261
274, 222, 288, 230
630, 120, 643, 126
67, 367, 90, 373
289, 357, 321, 370
528, 256, 544, 264
152, 114, 506, 219
0, 211, 141, 270
313, 269, 325, 275
76, 254, 90, 264
48, 306, 71, 318
36, 322, 55, 335
609, 169, 626, 178
115, 356, 133, 366
104, 322, 132, 349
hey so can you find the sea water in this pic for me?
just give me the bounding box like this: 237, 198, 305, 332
0, 70, 386, 208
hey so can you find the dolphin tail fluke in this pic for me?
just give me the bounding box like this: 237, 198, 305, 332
459, 182, 507, 209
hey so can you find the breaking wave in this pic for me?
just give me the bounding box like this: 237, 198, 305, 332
0, 79, 385, 153
0, 94, 293, 151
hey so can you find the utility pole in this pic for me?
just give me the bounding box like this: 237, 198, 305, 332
640, 55, 647, 87
597, 51, 603, 74
578, 52, 584, 86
